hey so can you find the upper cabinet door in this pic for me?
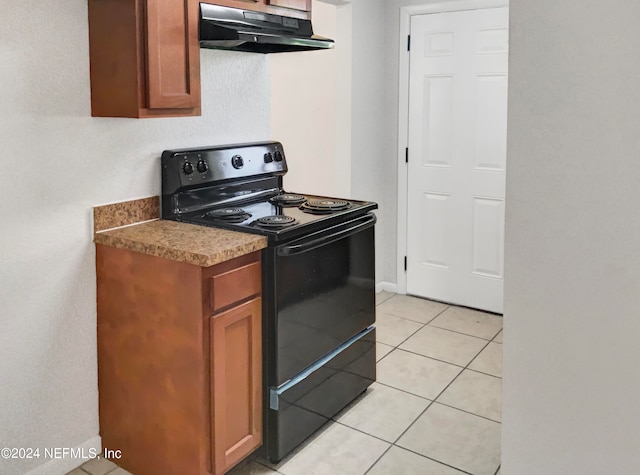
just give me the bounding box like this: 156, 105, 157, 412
145, 0, 200, 110
88, 0, 201, 118
266, 0, 311, 13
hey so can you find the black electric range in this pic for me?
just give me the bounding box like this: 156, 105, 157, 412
161, 141, 377, 463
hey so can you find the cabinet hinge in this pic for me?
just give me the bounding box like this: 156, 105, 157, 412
404, 256, 408, 271
407, 35, 411, 51
405, 147, 409, 163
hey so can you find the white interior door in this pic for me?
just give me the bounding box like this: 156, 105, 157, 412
406, 7, 508, 314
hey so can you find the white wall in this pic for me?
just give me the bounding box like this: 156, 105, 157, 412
0, 2, 270, 474
272, 0, 392, 285
270, 0, 352, 198
503, 1, 640, 473
348, 0, 388, 284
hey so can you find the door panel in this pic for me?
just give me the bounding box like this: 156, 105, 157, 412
211, 298, 262, 474
471, 197, 504, 278
420, 193, 451, 270
145, 0, 199, 110
423, 76, 454, 166
407, 8, 508, 313
475, 75, 508, 170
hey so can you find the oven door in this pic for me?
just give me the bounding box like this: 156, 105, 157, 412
272, 213, 376, 386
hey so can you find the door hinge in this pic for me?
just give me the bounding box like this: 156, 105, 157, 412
405, 147, 409, 163
407, 35, 411, 51
404, 256, 408, 271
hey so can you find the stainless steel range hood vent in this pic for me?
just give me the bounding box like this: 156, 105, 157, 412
199, 3, 334, 54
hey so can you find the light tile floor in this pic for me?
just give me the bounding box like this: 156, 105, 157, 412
68, 292, 503, 475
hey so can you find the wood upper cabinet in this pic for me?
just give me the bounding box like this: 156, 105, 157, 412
267, 0, 311, 13
210, 0, 311, 19
96, 246, 262, 475
88, 0, 201, 118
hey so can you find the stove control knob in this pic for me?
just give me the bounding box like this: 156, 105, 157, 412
274, 151, 283, 162
183, 161, 194, 175
264, 152, 273, 163
231, 155, 244, 169
196, 159, 208, 173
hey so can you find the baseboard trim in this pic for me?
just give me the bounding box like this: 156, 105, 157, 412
376, 282, 398, 293
25, 435, 102, 475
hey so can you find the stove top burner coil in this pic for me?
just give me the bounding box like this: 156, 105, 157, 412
204, 208, 251, 223
300, 199, 351, 214
269, 194, 307, 206
254, 215, 297, 228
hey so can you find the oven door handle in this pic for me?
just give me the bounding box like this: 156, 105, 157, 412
277, 213, 376, 256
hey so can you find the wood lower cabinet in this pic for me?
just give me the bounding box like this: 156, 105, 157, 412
88, 0, 201, 118
96, 246, 262, 475
210, 298, 262, 474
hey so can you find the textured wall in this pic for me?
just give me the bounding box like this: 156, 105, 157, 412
0, 2, 270, 474
503, 1, 640, 473
270, 0, 351, 198
349, 0, 388, 284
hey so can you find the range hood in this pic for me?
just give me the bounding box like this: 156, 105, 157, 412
199, 3, 334, 54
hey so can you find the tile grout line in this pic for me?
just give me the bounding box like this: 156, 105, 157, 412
463, 337, 495, 370
378, 301, 452, 327
367, 444, 473, 475
374, 303, 452, 364
285, 408, 476, 475
465, 367, 502, 380
390, 347, 471, 370
495, 464, 501, 475
433, 401, 502, 424
383, 444, 474, 475
344, 422, 473, 475
253, 459, 285, 474
372, 379, 502, 425
373, 380, 433, 401
392, 346, 502, 379
384, 332, 499, 474
427, 322, 502, 342
375, 293, 395, 306
361, 445, 393, 475
387, 305, 452, 347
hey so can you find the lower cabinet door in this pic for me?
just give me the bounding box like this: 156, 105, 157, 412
210, 298, 262, 474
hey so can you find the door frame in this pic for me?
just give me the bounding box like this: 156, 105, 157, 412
396, 0, 510, 294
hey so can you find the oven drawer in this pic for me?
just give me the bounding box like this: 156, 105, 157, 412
210, 261, 261, 312
266, 327, 376, 463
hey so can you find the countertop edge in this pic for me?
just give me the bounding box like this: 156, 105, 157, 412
94, 222, 268, 267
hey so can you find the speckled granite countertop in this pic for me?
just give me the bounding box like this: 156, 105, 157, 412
94, 220, 267, 267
